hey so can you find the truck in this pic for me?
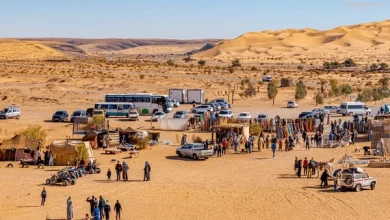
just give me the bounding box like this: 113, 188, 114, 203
187, 89, 204, 104
340, 167, 377, 192
176, 143, 213, 160
169, 89, 186, 104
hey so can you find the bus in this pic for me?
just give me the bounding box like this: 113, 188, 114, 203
104, 93, 172, 115
339, 102, 371, 116
94, 102, 135, 117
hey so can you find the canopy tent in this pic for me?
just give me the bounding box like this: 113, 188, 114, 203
0, 135, 40, 161
157, 118, 187, 131
50, 140, 95, 166
211, 124, 250, 142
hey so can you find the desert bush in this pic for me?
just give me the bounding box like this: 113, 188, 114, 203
135, 136, 150, 149
228, 68, 234, 74
267, 81, 278, 105
16, 125, 47, 144
340, 84, 353, 94
344, 58, 356, 67
139, 74, 145, 79
315, 94, 324, 105
198, 60, 206, 66
192, 135, 203, 143
244, 83, 257, 97
370, 63, 378, 72
297, 65, 304, 71
166, 59, 174, 66
250, 123, 262, 136
295, 81, 307, 99
358, 89, 373, 102
232, 59, 241, 67
77, 144, 88, 160
380, 62, 389, 70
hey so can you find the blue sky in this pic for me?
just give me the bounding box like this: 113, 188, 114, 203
1, 0, 389, 39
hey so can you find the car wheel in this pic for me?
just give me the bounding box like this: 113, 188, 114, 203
63, 180, 69, 186
45, 179, 51, 185
345, 177, 352, 185
71, 179, 76, 185
192, 154, 198, 160
177, 152, 183, 157
355, 184, 361, 192
370, 182, 376, 190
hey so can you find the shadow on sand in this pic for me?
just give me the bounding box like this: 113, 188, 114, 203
165, 156, 205, 161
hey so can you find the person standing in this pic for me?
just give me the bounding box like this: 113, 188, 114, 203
86, 196, 96, 215
114, 200, 122, 220
333, 169, 342, 191
115, 161, 122, 181
353, 129, 358, 144
271, 135, 277, 158
93, 205, 101, 220
303, 157, 308, 176
122, 162, 129, 182
285, 138, 289, 151
258, 136, 264, 152
320, 169, 330, 188
107, 169, 111, 181
104, 200, 111, 220
217, 143, 222, 157
37, 147, 42, 164
368, 129, 372, 142
99, 196, 106, 219
278, 139, 283, 151
296, 159, 302, 178
234, 137, 239, 154
67, 196, 73, 220
265, 135, 270, 149
307, 161, 313, 178
144, 161, 151, 181
41, 187, 47, 207
351, 130, 355, 145
204, 139, 209, 150
80, 158, 85, 172
305, 136, 310, 151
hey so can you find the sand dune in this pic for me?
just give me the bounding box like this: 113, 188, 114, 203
195, 20, 390, 58
0, 39, 64, 60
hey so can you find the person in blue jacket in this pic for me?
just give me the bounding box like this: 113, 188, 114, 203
93, 205, 101, 220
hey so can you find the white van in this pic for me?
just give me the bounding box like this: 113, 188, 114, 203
262, 75, 272, 82
0, 106, 21, 119
340, 102, 371, 116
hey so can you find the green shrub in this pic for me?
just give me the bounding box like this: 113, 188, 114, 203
295, 81, 307, 99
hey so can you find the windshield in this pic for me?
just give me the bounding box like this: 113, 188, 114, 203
55, 111, 65, 115
240, 113, 248, 116
73, 112, 82, 116
220, 110, 228, 114
258, 115, 266, 118
288, 101, 294, 104
1, 108, 9, 113
154, 112, 163, 116
175, 111, 184, 115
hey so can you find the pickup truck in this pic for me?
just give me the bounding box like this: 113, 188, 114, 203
176, 143, 213, 160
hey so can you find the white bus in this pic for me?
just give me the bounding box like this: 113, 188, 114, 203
340, 102, 371, 116
104, 93, 172, 115
94, 102, 135, 117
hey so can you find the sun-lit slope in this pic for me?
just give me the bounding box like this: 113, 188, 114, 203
195, 20, 390, 58
0, 39, 64, 60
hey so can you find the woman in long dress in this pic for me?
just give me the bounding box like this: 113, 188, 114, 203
67, 197, 73, 220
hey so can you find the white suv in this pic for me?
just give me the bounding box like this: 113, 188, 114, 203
287, 101, 298, 108
0, 106, 21, 119
340, 168, 377, 192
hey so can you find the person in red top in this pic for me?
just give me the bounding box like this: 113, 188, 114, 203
222, 139, 228, 155
303, 157, 309, 176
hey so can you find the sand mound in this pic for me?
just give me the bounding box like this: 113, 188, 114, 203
0, 39, 64, 60
195, 19, 390, 58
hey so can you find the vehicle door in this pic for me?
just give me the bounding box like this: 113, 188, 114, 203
182, 144, 192, 156
117, 105, 124, 116
361, 173, 370, 187
354, 173, 362, 187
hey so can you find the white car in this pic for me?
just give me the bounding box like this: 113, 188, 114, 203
191, 105, 214, 114
237, 112, 252, 122
312, 108, 329, 115
151, 111, 166, 121
323, 106, 340, 114
287, 101, 298, 108
218, 110, 233, 118
128, 109, 139, 121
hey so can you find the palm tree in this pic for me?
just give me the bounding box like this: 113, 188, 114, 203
318, 79, 327, 93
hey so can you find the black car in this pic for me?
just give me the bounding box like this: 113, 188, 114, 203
298, 112, 312, 119
52, 110, 69, 122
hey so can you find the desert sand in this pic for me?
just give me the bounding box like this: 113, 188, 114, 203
1, 20, 390, 220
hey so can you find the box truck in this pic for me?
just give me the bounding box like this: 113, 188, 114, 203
187, 89, 204, 104
169, 89, 186, 103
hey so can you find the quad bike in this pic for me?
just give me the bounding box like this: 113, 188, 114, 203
46, 169, 76, 186
66, 167, 85, 179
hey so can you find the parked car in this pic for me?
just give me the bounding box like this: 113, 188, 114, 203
218, 110, 233, 118
172, 99, 180, 107
0, 106, 21, 119
128, 109, 139, 121
176, 143, 213, 160
173, 110, 188, 119
323, 106, 340, 114
237, 112, 252, 122
211, 99, 231, 108
287, 100, 298, 108
298, 112, 312, 119
340, 168, 377, 192
151, 111, 166, 121
191, 105, 214, 114
204, 103, 220, 111
311, 108, 329, 115
70, 110, 86, 122
214, 102, 229, 110
262, 75, 272, 82
52, 110, 69, 122
257, 114, 268, 120
300, 113, 317, 120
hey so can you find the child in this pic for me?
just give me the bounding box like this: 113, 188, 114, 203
265, 135, 269, 149
284, 138, 289, 151
278, 139, 283, 151
107, 169, 111, 181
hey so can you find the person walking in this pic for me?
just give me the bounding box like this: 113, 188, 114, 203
320, 169, 330, 188
265, 135, 270, 149
93, 205, 101, 220
40, 187, 47, 207
67, 196, 73, 220
107, 169, 111, 181
122, 162, 129, 182
104, 200, 111, 220
115, 161, 122, 181
114, 200, 122, 220
278, 139, 283, 151
271, 135, 277, 158
86, 196, 96, 215
303, 157, 308, 176
234, 137, 239, 154
333, 169, 342, 191
99, 196, 106, 219
258, 136, 264, 152
144, 161, 151, 181
285, 138, 289, 151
